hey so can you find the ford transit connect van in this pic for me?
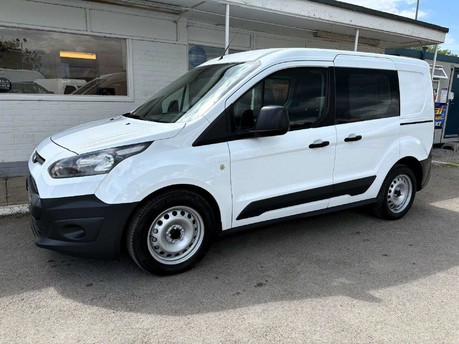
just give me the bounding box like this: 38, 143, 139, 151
28, 49, 434, 275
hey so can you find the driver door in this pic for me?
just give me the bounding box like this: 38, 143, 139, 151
228, 64, 337, 227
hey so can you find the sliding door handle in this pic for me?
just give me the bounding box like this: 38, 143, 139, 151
344, 134, 362, 142
309, 140, 330, 149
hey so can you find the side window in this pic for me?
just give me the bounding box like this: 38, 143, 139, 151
335, 68, 400, 123
229, 68, 329, 133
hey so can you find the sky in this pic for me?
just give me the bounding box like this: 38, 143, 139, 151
338, 0, 459, 54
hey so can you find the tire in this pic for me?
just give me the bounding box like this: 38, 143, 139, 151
373, 164, 416, 220
126, 190, 216, 275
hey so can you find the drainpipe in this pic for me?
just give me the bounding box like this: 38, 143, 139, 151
432, 44, 438, 80
225, 4, 230, 55
354, 29, 360, 51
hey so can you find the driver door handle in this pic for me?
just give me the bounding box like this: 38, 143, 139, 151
309, 140, 330, 149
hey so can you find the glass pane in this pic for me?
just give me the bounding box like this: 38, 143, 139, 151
0, 27, 127, 95
230, 68, 329, 133
336, 68, 400, 122
130, 62, 259, 123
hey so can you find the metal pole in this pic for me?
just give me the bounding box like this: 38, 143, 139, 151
225, 4, 230, 55
432, 44, 438, 81
415, 0, 420, 20
354, 29, 359, 51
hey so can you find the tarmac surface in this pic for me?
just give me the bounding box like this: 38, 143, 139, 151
0, 162, 458, 343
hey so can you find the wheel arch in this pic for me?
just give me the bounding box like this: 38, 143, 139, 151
121, 184, 223, 252
395, 156, 423, 191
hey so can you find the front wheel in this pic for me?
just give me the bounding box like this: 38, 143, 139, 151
373, 165, 416, 220
127, 190, 216, 275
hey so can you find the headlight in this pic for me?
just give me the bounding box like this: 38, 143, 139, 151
49, 142, 151, 178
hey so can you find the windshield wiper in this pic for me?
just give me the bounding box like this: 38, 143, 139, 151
123, 112, 142, 119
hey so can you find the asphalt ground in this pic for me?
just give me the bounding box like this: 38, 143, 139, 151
0, 163, 458, 343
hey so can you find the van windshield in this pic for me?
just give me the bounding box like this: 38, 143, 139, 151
127, 62, 259, 123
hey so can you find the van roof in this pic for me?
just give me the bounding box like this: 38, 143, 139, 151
202, 48, 428, 70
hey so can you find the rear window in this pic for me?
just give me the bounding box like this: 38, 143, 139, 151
335, 68, 400, 123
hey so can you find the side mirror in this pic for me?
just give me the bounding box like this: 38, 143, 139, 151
254, 106, 289, 137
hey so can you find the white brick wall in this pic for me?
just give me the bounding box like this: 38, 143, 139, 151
132, 41, 187, 103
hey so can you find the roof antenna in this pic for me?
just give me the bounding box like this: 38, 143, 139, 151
219, 27, 241, 60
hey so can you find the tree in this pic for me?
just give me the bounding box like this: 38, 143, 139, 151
412, 45, 458, 57
0, 37, 42, 70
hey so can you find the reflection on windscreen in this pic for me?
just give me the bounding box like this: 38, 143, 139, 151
129, 62, 259, 123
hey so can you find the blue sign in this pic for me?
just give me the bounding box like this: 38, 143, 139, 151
188, 45, 207, 68
435, 102, 447, 128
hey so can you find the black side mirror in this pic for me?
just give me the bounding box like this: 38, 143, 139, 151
254, 106, 289, 137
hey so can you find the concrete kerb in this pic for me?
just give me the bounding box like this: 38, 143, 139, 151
0, 204, 29, 217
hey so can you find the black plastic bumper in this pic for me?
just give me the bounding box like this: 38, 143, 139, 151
419, 150, 432, 190
27, 176, 138, 259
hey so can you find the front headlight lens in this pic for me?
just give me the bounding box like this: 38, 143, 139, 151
49, 142, 151, 178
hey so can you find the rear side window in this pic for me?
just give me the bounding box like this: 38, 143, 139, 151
335, 68, 400, 123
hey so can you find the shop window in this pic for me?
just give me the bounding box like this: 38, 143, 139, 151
0, 27, 127, 95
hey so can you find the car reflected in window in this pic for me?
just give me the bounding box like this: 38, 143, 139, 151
72, 72, 127, 96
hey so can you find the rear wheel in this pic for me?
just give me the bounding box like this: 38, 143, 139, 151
127, 190, 216, 275
373, 165, 416, 220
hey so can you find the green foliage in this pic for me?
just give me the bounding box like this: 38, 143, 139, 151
412, 45, 458, 57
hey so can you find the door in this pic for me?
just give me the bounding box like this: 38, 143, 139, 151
228, 66, 337, 227
330, 59, 401, 208
445, 67, 459, 138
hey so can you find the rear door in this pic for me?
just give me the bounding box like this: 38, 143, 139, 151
330, 55, 401, 207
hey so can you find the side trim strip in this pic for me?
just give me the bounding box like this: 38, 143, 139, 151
236, 176, 376, 220
400, 120, 433, 126
227, 199, 377, 235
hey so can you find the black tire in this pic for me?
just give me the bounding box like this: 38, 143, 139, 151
373, 164, 417, 220
127, 190, 216, 275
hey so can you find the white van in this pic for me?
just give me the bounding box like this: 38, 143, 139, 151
28, 49, 434, 275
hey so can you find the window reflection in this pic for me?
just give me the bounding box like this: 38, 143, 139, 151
0, 28, 127, 95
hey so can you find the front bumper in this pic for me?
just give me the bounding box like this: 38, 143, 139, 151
27, 176, 138, 259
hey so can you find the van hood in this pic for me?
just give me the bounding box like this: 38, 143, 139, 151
51, 115, 185, 154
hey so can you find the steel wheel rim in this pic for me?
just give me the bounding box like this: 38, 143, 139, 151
386, 174, 413, 214
147, 206, 204, 265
